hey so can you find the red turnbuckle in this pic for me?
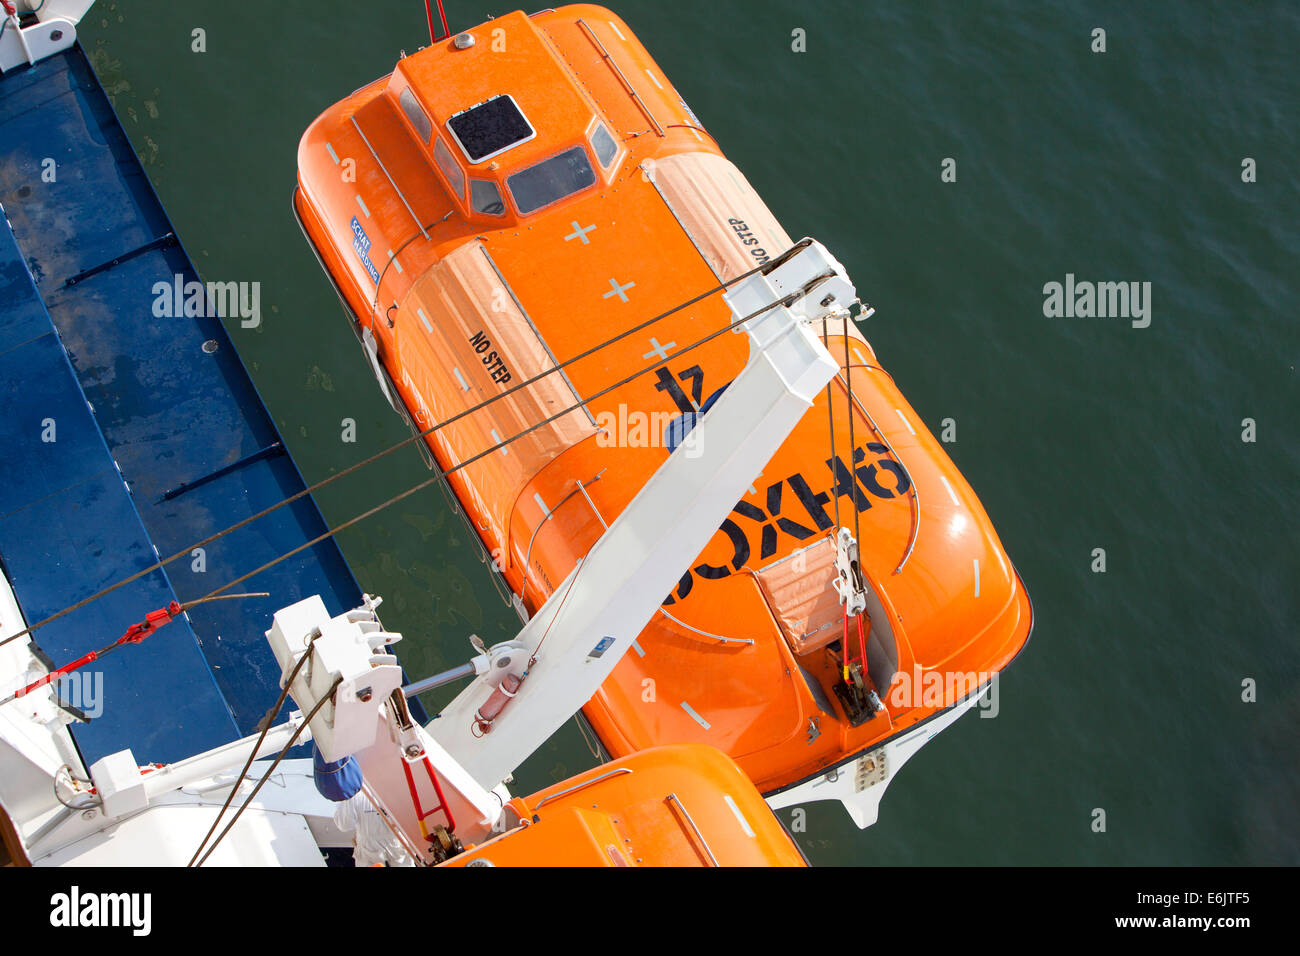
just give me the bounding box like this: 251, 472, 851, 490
1, 601, 183, 707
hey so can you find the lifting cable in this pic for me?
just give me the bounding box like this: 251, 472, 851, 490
842, 324, 863, 549
0, 249, 808, 653
4, 273, 831, 698
177, 279, 827, 614
831, 310, 869, 680
190, 675, 342, 867
186, 636, 319, 867
822, 323, 841, 533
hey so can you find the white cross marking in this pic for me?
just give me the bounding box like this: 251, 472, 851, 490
603, 277, 635, 302
564, 221, 596, 244
641, 337, 676, 361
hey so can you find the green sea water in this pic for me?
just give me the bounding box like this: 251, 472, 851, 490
80, 0, 1298, 864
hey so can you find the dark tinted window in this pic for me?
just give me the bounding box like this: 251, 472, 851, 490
448, 95, 534, 162
507, 147, 596, 215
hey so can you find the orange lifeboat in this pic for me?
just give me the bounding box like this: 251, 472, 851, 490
447, 744, 807, 867
294, 4, 1032, 826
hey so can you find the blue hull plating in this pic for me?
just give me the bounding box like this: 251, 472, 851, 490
0, 46, 378, 766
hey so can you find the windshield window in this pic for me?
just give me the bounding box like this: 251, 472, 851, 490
507, 147, 596, 215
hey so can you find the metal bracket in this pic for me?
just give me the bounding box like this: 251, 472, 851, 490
832, 527, 867, 617
63, 233, 177, 287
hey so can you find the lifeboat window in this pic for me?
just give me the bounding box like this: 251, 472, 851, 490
590, 122, 618, 167
399, 87, 432, 143
448, 94, 536, 163
433, 136, 465, 200
471, 179, 506, 217
507, 146, 596, 215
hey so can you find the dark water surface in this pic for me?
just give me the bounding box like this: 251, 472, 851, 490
79, 0, 1298, 864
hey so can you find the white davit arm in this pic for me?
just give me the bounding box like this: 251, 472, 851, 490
428, 238, 855, 790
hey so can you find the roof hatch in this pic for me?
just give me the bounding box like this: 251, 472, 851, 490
448, 94, 536, 163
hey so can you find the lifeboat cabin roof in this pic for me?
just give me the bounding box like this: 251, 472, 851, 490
387, 17, 622, 223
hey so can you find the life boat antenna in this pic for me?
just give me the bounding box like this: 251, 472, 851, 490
424, 0, 450, 43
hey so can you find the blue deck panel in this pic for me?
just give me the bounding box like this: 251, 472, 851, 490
0, 221, 239, 762
0, 45, 401, 765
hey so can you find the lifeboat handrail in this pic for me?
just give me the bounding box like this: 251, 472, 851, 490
350, 115, 430, 241
479, 247, 599, 428
518, 472, 604, 609
837, 367, 920, 575
534, 766, 633, 810
369, 208, 453, 320
575, 476, 755, 647
658, 607, 755, 647
665, 792, 720, 866
576, 18, 665, 137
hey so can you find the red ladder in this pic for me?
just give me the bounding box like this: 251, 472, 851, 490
400, 751, 457, 842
